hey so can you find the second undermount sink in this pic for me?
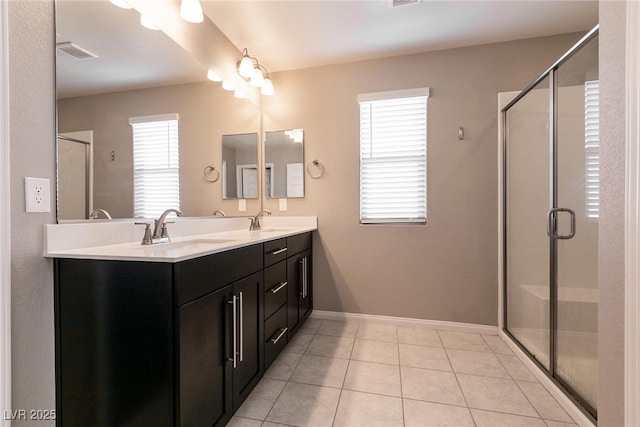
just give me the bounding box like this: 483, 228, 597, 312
135, 238, 236, 251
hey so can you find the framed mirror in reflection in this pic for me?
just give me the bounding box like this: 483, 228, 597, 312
55, 0, 260, 221
221, 133, 259, 199
264, 129, 304, 198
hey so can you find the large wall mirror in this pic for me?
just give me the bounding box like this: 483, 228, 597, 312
264, 129, 305, 198
55, 0, 260, 221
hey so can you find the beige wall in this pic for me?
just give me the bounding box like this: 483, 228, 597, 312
598, 1, 626, 425
262, 33, 585, 326
58, 82, 261, 218
9, 1, 56, 425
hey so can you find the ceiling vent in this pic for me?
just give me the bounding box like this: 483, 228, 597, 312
56, 42, 98, 60
389, 0, 422, 7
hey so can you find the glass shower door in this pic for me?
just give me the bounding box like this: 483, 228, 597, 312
554, 36, 599, 414
505, 77, 552, 369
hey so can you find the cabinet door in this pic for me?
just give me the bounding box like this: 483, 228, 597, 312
298, 249, 313, 321
287, 249, 313, 334
179, 286, 233, 427
231, 272, 264, 410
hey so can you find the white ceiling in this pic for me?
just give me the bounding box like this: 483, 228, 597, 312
201, 0, 598, 73
55, 0, 598, 98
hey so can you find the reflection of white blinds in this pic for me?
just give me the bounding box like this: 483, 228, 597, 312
129, 114, 180, 219
585, 81, 599, 219
358, 88, 429, 224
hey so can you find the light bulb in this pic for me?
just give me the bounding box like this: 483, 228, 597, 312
261, 77, 274, 96
180, 0, 203, 23
207, 69, 222, 82
238, 56, 254, 78
250, 68, 264, 88
234, 87, 246, 99
140, 15, 160, 30
109, 0, 132, 9
222, 80, 235, 91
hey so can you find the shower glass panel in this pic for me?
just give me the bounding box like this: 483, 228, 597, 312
503, 27, 599, 421
505, 77, 551, 370
555, 36, 599, 412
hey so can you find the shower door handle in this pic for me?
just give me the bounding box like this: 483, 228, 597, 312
547, 208, 576, 240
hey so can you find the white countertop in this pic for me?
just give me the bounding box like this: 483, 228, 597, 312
44, 216, 317, 263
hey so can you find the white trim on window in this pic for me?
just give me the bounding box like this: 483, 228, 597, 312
359, 88, 429, 224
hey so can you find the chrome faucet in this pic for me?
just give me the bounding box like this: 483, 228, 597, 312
249, 210, 271, 231
212, 210, 226, 217
153, 208, 183, 241
135, 209, 183, 245
89, 209, 112, 220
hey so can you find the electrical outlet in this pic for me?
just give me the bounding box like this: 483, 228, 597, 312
238, 199, 246, 212
25, 177, 51, 213
279, 198, 288, 211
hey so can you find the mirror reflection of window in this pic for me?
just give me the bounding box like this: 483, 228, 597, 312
129, 113, 180, 218
221, 133, 259, 200
264, 129, 305, 198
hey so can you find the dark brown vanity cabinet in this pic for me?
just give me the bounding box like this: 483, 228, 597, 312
55, 244, 263, 427
54, 232, 312, 426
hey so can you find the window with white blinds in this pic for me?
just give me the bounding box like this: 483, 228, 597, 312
585, 81, 599, 219
359, 88, 429, 224
129, 113, 180, 219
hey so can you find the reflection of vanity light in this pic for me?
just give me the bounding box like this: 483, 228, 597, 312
140, 15, 160, 31
207, 69, 222, 82
180, 0, 204, 23
222, 80, 235, 91
285, 129, 303, 143
234, 87, 246, 99
250, 68, 265, 88
261, 77, 274, 96
109, 0, 132, 9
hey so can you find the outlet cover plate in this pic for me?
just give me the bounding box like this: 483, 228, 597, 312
25, 177, 51, 213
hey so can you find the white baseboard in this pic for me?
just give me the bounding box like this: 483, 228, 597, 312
499, 331, 595, 427
310, 310, 498, 335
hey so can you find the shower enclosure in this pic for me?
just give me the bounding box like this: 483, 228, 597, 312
502, 26, 598, 420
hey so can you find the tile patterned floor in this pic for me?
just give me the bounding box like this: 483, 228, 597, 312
227, 319, 579, 427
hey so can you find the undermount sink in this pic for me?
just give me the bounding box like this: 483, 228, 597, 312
136, 238, 236, 251
254, 228, 292, 233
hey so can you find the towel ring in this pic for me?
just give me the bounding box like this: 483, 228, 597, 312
306, 159, 324, 179
204, 165, 220, 182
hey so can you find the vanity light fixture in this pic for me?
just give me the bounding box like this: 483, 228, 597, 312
109, 0, 132, 9
234, 87, 246, 99
140, 15, 160, 30
237, 48, 275, 96
222, 80, 235, 91
261, 77, 275, 96
207, 69, 222, 82
180, 0, 204, 23
238, 49, 255, 78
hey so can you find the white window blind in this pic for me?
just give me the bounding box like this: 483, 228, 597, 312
585, 81, 599, 219
359, 88, 429, 224
129, 114, 180, 219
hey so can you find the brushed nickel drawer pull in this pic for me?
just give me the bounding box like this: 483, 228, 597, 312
270, 282, 288, 294
268, 248, 288, 256
270, 327, 288, 344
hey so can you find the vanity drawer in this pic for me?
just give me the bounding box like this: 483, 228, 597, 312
264, 305, 288, 368
264, 262, 287, 320
174, 244, 263, 306
287, 232, 312, 256
264, 238, 287, 267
